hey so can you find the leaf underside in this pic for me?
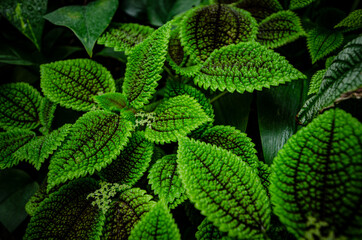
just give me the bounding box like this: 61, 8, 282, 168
308, 69, 327, 95
233, 0, 283, 22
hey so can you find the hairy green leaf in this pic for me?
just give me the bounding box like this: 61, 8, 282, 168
289, 0, 316, 10
24, 178, 104, 240
233, 0, 283, 22
97, 23, 154, 54
39, 97, 57, 133
0, 0, 47, 50
14, 124, 71, 170
40, 59, 116, 112
308, 69, 327, 95
257, 11, 305, 48
0, 130, 35, 170
178, 138, 271, 239
307, 27, 344, 64
94, 92, 128, 112
335, 9, 362, 31
145, 95, 211, 144
180, 4, 258, 62
196, 218, 237, 240
99, 132, 153, 186
122, 22, 172, 109
44, 0, 118, 57
270, 109, 362, 239
25, 178, 49, 217
129, 201, 181, 240
148, 154, 187, 209
47, 110, 133, 191
195, 41, 306, 93
0, 82, 42, 130
298, 36, 362, 124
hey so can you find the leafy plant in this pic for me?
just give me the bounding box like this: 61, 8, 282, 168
0, 0, 361, 239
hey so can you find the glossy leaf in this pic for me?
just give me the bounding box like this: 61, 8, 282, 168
129, 201, 181, 240
307, 27, 344, 64
233, 0, 283, 21
94, 92, 128, 112
122, 22, 171, 109
334, 9, 362, 31
0, 130, 35, 170
178, 138, 271, 239
0, 82, 42, 130
47, 110, 133, 191
308, 69, 326, 95
40, 59, 116, 112
196, 218, 237, 240
99, 132, 153, 186
270, 109, 362, 239
44, 0, 118, 57
97, 23, 154, 54
24, 178, 105, 240
195, 41, 306, 93
145, 95, 211, 144
298, 36, 362, 124
257, 11, 305, 48
39, 97, 57, 133
180, 4, 258, 62
289, 0, 316, 10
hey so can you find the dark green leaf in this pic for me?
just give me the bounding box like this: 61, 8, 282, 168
289, 0, 316, 10
334, 9, 362, 31
25, 178, 49, 217
233, 0, 283, 22
196, 218, 238, 240
94, 92, 128, 112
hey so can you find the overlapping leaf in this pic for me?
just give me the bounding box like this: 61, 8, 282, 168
233, 0, 283, 21
47, 110, 133, 191
177, 137, 271, 239
40, 59, 116, 111
98, 132, 153, 186
298, 36, 362, 124
195, 41, 306, 93
289, 0, 317, 10
196, 218, 237, 240
24, 178, 105, 240
122, 22, 171, 109
129, 201, 181, 240
145, 95, 211, 144
335, 9, 362, 31
180, 4, 258, 62
98, 23, 154, 54
39, 97, 57, 133
94, 92, 128, 112
257, 11, 305, 48
148, 155, 187, 209
25, 179, 49, 217
0, 82, 42, 130
270, 109, 362, 239
308, 69, 326, 95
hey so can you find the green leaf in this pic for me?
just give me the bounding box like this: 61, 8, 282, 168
270, 109, 362, 239
0, 130, 35, 170
47, 110, 133, 191
0, 82, 42, 130
97, 23, 154, 54
289, 0, 316, 10
257, 10, 306, 48
308, 69, 327, 95
0, 169, 39, 232
195, 41, 306, 93
24, 178, 105, 240
98, 131, 153, 186
148, 154, 187, 209
177, 137, 271, 239
44, 0, 118, 57
40, 59, 116, 112
335, 9, 362, 31
25, 179, 49, 217
196, 218, 238, 240
145, 95, 211, 144
307, 27, 344, 64
0, 0, 47, 50
13, 124, 71, 170
94, 92, 129, 112
180, 4, 258, 62
122, 22, 172, 109
298, 36, 362, 124
129, 201, 181, 240
233, 0, 283, 22
39, 97, 57, 133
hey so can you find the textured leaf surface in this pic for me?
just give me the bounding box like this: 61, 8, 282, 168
196, 218, 237, 240
14, 124, 71, 170
24, 178, 104, 240
47, 110, 133, 191
289, 0, 316, 10
308, 69, 326, 95
99, 132, 153, 186
298, 36, 362, 124
101, 187, 156, 240
270, 109, 362, 239
97, 23, 154, 54
233, 0, 283, 21
0, 130, 35, 169
44, 0, 118, 57
195, 41, 306, 93
148, 155, 187, 209
122, 22, 171, 109
0, 83, 42, 130
25, 179, 49, 217
307, 27, 344, 64
167, 27, 192, 74
94, 92, 128, 112
178, 138, 271, 239
39, 97, 57, 133
40, 59, 116, 111
145, 95, 211, 144
180, 4, 258, 62
335, 9, 362, 30
257, 11, 305, 48
129, 201, 181, 240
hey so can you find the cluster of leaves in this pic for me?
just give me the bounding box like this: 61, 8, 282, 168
0, 0, 361, 239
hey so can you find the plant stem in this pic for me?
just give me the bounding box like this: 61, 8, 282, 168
209, 91, 228, 103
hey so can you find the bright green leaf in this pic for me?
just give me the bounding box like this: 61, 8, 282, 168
335, 9, 362, 31
39, 97, 57, 133
196, 218, 238, 240
94, 92, 129, 112
308, 69, 327, 95
289, 0, 316, 10
233, 0, 283, 22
